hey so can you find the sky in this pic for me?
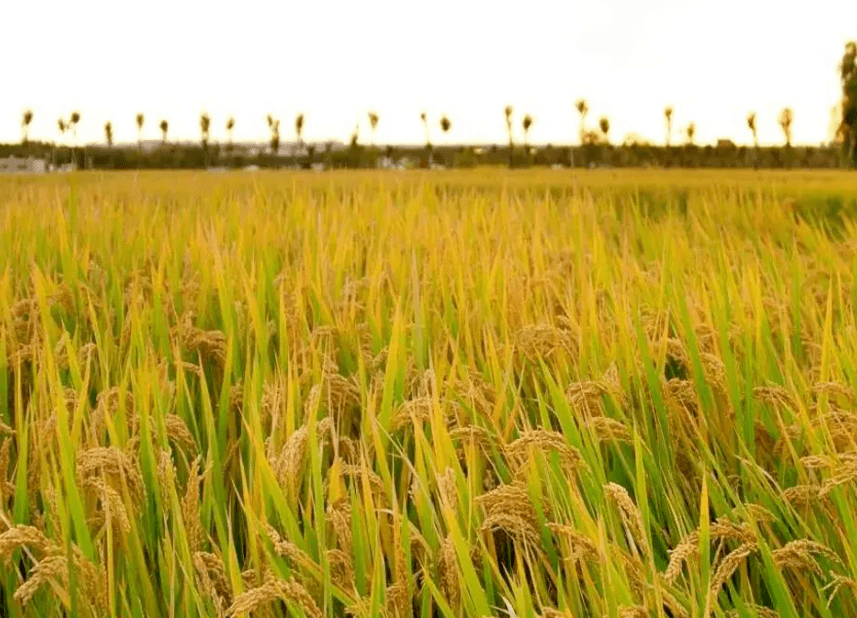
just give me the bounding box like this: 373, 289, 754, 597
3, 0, 856, 148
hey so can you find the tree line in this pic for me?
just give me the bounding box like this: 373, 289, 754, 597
9, 41, 857, 170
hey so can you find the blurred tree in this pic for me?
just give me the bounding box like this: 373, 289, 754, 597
505, 105, 514, 167
664, 106, 673, 146
267, 115, 280, 155
522, 114, 534, 166
440, 115, 451, 140
575, 99, 588, 143
522, 114, 533, 149
104, 121, 113, 147
684, 122, 696, 167
296, 113, 306, 164
349, 123, 360, 167
57, 118, 67, 144
420, 111, 431, 150
69, 111, 80, 148
746, 112, 758, 147
839, 41, 857, 166
747, 112, 758, 169
420, 111, 432, 165
599, 116, 610, 144
160, 120, 169, 144
21, 109, 33, 145
200, 112, 211, 149
778, 107, 793, 147
136, 113, 145, 151
368, 111, 379, 147
226, 116, 235, 151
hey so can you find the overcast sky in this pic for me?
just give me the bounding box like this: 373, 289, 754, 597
3, 0, 856, 147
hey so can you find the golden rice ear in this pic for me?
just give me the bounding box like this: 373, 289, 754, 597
604, 483, 648, 558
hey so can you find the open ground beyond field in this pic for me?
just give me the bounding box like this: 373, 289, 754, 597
2, 169, 857, 618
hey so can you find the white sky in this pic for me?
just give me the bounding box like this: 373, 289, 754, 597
3, 0, 856, 147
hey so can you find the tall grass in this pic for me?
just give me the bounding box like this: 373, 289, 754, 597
1, 169, 857, 617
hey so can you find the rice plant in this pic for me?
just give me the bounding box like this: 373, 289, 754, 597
1, 169, 857, 617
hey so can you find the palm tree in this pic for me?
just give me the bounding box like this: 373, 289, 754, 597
420, 111, 431, 150
747, 112, 758, 146
226, 116, 235, 151
664, 106, 673, 146
135, 113, 145, 151
747, 112, 758, 168
505, 105, 514, 168
575, 99, 588, 143
21, 109, 33, 145
57, 118, 67, 144
104, 121, 114, 168
599, 116, 610, 144
349, 124, 360, 167
420, 111, 431, 165
200, 112, 211, 166
367, 111, 379, 147
295, 113, 304, 148
267, 115, 280, 155
56, 118, 67, 168
522, 114, 533, 149
69, 111, 80, 148
440, 115, 451, 140
778, 107, 793, 147
159, 120, 169, 144
684, 122, 696, 167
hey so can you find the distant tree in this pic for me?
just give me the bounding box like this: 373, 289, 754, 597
839, 41, 857, 166
420, 111, 432, 165
440, 115, 451, 143
778, 107, 793, 147
226, 116, 235, 150
136, 113, 145, 150
747, 112, 758, 168
599, 116, 610, 144
505, 105, 514, 168
368, 111, 379, 147
69, 111, 80, 148
295, 113, 304, 149
420, 111, 431, 150
746, 112, 758, 147
159, 120, 169, 144
57, 118, 67, 145
104, 121, 113, 147
267, 115, 280, 155
349, 124, 360, 167
200, 113, 210, 148
684, 122, 696, 167
522, 114, 533, 149
21, 109, 33, 145
664, 106, 673, 146
200, 112, 211, 166
575, 99, 588, 143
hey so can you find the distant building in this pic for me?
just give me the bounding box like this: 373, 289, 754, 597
716, 139, 736, 149
0, 156, 47, 174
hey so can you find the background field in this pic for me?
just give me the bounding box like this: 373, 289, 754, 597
2, 169, 857, 618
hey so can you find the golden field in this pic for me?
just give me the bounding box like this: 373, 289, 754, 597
1, 169, 857, 618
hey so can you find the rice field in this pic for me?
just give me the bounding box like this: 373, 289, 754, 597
2, 169, 857, 618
